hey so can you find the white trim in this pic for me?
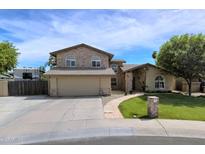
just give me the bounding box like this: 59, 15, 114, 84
65, 58, 76, 67
91, 58, 101, 68
155, 75, 165, 89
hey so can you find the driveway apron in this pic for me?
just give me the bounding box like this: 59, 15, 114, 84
0, 96, 104, 137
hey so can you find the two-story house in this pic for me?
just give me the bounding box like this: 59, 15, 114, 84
45, 43, 176, 96
44, 43, 115, 96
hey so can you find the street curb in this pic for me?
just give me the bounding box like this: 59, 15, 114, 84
0, 127, 205, 144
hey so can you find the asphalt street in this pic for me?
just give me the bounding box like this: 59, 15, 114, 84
32, 136, 205, 145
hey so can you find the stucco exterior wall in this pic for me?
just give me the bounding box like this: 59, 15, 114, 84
99, 76, 111, 95
48, 75, 111, 96
56, 46, 110, 68
145, 66, 176, 91
49, 77, 58, 96
0, 80, 8, 96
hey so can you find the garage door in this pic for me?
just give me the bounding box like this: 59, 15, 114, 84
57, 76, 100, 96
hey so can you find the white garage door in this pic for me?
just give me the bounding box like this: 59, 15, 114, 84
57, 76, 100, 96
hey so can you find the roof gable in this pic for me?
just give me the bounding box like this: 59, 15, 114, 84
121, 63, 173, 74
120, 64, 140, 72
50, 43, 113, 59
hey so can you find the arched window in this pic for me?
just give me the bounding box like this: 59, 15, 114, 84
155, 76, 165, 89
66, 56, 76, 67
91, 56, 101, 68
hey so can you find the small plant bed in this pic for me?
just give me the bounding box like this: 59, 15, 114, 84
118, 93, 205, 121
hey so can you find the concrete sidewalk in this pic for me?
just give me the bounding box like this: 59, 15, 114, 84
0, 119, 205, 144
104, 93, 144, 119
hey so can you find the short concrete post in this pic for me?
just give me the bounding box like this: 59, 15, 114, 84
147, 96, 159, 118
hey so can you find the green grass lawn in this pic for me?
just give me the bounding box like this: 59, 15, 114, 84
118, 93, 205, 121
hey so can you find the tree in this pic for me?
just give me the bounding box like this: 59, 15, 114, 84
39, 65, 45, 73
39, 65, 46, 80
47, 55, 56, 68
0, 41, 19, 74
152, 51, 158, 59
156, 34, 205, 96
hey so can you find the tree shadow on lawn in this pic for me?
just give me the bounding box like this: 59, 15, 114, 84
140, 93, 205, 108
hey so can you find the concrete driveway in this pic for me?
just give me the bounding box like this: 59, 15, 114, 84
0, 96, 103, 137
1, 95, 205, 144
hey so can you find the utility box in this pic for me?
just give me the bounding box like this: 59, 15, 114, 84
147, 96, 159, 118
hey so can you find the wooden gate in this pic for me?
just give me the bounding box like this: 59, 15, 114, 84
8, 80, 48, 96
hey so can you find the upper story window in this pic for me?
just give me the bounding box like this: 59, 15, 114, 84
23, 72, 32, 79
111, 64, 118, 72
66, 56, 76, 67
91, 56, 101, 68
155, 75, 165, 89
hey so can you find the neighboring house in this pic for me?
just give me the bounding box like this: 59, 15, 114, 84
45, 43, 176, 96
14, 68, 40, 80
0, 73, 13, 80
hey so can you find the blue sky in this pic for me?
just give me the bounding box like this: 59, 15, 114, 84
1, 9, 205, 67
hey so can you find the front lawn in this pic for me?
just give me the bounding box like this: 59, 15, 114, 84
118, 93, 205, 121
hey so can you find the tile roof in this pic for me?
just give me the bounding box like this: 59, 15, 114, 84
50, 43, 113, 58
121, 63, 172, 74
44, 68, 115, 76
111, 59, 126, 63
120, 64, 140, 72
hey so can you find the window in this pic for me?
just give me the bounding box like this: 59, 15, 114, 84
91, 56, 101, 68
155, 76, 165, 89
111, 64, 118, 72
111, 78, 117, 86
66, 57, 76, 67
23, 72, 32, 79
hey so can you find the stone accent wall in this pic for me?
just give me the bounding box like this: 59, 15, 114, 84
132, 68, 146, 91
56, 46, 110, 68
111, 61, 125, 90
125, 72, 133, 93
118, 70, 125, 91
117, 68, 125, 91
